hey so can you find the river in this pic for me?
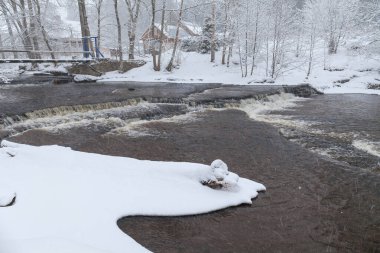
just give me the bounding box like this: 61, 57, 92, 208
0, 80, 379, 252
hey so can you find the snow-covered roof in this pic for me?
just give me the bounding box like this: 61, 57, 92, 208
181, 21, 202, 36
150, 22, 199, 40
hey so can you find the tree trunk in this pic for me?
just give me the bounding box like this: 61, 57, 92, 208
0, 33, 5, 59
210, 0, 216, 63
166, 0, 184, 72
0, 2, 18, 59
244, 0, 249, 77
113, 0, 123, 67
34, 0, 55, 59
151, 0, 158, 71
328, 36, 336, 55
157, 0, 166, 71
227, 44, 232, 67
125, 0, 141, 60
271, 13, 278, 79
96, 0, 103, 49
27, 0, 41, 59
307, 27, 316, 78
250, 4, 259, 76
18, 0, 34, 59
221, 0, 228, 65
78, 0, 93, 57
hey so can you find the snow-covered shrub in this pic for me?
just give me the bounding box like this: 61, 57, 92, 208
181, 37, 202, 52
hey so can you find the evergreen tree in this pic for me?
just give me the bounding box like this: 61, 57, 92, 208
200, 17, 215, 54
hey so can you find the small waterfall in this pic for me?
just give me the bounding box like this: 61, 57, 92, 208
24, 99, 146, 119
1, 92, 304, 138
0, 99, 191, 138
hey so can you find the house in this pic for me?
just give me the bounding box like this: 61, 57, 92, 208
141, 21, 201, 54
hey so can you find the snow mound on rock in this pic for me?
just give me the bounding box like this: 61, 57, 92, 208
0, 185, 16, 207
202, 159, 245, 188
74, 74, 100, 83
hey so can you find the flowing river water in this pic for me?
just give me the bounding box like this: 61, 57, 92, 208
0, 79, 379, 252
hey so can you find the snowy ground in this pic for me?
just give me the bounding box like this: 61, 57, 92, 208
97, 48, 380, 95
1, 44, 379, 95
0, 141, 265, 253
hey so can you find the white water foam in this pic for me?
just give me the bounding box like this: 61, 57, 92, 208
226, 93, 318, 132
3, 103, 157, 135
353, 140, 380, 158
108, 111, 202, 137
3, 100, 203, 138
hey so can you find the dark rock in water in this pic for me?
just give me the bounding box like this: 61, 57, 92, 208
67, 60, 146, 76
18, 65, 27, 71
367, 83, 380, 90
201, 180, 223, 189
283, 84, 323, 97
52, 77, 74, 85
334, 79, 350, 84
326, 67, 344, 72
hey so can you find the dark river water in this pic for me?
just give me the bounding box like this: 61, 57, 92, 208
0, 81, 379, 252
261, 94, 380, 170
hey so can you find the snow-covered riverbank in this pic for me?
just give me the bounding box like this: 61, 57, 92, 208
97, 50, 380, 95
1, 47, 379, 96
0, 141, 265, 253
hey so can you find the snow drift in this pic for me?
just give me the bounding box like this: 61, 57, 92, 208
0, 141, 265, 253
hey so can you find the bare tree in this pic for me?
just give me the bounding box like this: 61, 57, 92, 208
78, 0, 93, 57
210, 0, 216, 62
221, 0, 229, 65
268, 0, 296, 79
250, 0, 261, 76
157, 0, 166, 71
34, 0, 55, 59
0, 1, 18, 58
0, 33, 5, 58
309, 0, 359, 54
304, 0, 318, 78
27, 0, 40, 58
16, 0, 35, 58
150, 0, 158, 70
113, 0, 123, 65
124, 0, 141, 60
92, 0, 104, 49
166, 0, 184, 72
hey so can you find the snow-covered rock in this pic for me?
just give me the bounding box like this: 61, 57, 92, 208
0, 75, 12, 84
211, 159, 229, 181
74, 74, 100, 83
204, 159, 241, 188
0, 185, 16, 207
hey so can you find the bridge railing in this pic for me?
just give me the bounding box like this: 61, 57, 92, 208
0, 36, 105, 61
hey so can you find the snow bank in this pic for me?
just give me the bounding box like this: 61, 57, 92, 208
97, 48, 380, 95
0, 141, 265, 253
37, 64, 68, 74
